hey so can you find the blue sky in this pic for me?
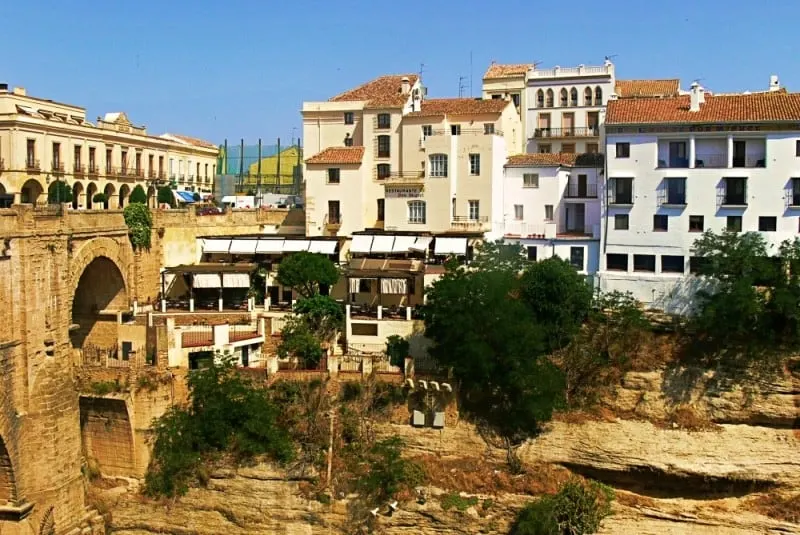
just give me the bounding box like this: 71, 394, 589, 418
3, 1, 799, 145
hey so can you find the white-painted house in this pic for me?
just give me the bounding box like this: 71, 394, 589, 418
495, 152, 604, 276
599, 77, 800, 313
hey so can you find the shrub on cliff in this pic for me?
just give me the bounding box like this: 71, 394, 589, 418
123, 203, 153, 250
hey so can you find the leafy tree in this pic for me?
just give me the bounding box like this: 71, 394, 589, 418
277, 317, 324, 368
276, 251, 340, 298
48, 182, 73, 204
92, 192, 107, 204
511, 478, 614, 535
129, 184, 147, 204
193, 192, 201, 202
355, 436, 425, 503
157, 186, 175, 208
293, 294, 344, 344
385, 335, 410, 368
520, 257, 593, 353
470, 240, 528, 273
123, 203, 153, 249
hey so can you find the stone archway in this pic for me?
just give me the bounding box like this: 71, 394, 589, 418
20, 178, 44, 204
79, 397, 135, 477
103, 183, 116, 210
0, 435, 17, 506
146, 185, 155, 209
119, 184, 130, 208
72, 182, 84, 210
86, 182, 98, 209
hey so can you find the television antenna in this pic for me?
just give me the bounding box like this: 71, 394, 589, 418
458, 76, 467, 98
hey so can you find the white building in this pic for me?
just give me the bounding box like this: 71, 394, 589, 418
599, 77, 800, 313
497, 152, 603, 276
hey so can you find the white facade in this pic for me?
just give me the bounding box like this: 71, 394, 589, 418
526, 62, 615, 154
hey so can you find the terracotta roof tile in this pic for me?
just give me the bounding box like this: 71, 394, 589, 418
305, 146, 365, 165
329, 74, 417, 108
505, 152, 604, 167
606, 91, 800, 125
406, 98, 510, 118
483, 63, 532, 80
614, 79, 681, 98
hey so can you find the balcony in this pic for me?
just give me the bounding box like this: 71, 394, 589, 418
148, 169, 157, 179
733, 155, 766, 169
26, 158, 41, 172
429, 128, 504, 136
119, 167, 130, 177
88, 164, 99, 175
450, 216, 489, 232
73, 163, 86, 175
106, 166, 117, 177
324, 213, 342, 231
533, 126, 599, 139
51, 161, 65, 174
564, 183, 598, 198
384, 171, 425, 186
694, 154, 727, 168
188, 174, 195, 183
135, 168, 144, 179
558, 225, 594, 238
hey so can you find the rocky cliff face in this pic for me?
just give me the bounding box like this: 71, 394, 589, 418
99, 366, 799, 534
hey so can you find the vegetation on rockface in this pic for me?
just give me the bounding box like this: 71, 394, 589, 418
47, 181, 73, 204
123, 203, 153, 249
144, 355, 294, 497
156, 186, 175, 208
510, 478, 614, 535
276, 251, 340, 298
354, 436, 425, 504
129, 184, 147, 205
440, 493, 479, 512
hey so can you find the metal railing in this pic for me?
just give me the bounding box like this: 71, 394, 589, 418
564, 183, 598, 198
26, 159, 41, 171
324, 213, 342, 227
135, 168, 144, 178
733, 155, 766, 168
384, 171, 425, 185
450, 216, 489, 232
229, 324, 260, 342
694, 154, 727, 168
51, 161, 64, 173
429, 128, 504, 136
73, 163, 86, 174
181, 328, 213, 348
88, 164, 99, 175
533, 126, 599, 138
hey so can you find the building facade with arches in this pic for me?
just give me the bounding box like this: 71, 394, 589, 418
0, 85, 219, 209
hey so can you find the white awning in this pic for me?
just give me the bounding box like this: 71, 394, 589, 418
381, 278, 408, 295
221, 196, 236, 203
371, 235, 395, 253
256, 239, 285, 254
202, 238, 231, 254
392, 236, 417, 253
350, 235, 373, 253
162, 273, 177, 291
308, 241, 337, 255
193, 273, 222, 288
283, 240, 310, 252
409, 236, 433, 252
222, 273, 250, 288
228, 239, 258, 254
434, 237, 468, 255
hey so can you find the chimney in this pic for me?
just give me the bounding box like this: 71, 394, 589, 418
12, 87, 26, 96
769, 74, 780, 92
689, 82, 703, 112
401, 77, 411, 95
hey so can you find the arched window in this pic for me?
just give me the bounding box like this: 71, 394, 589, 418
595, 86, 603, 105
570, 88, 578, 107
408, 200, 426, 224
429, 154, 448, 177
560, 88, 568, 107
536, 89, 545, 108
376, 163, 390, 179
584, 87, 593, 106
545, 89, 554, 108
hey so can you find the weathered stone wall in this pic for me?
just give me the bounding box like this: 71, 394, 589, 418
80, 397, 136, 477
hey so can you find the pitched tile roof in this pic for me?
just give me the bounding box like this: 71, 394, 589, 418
606, 91, 800, 125
406, 98, 510, 118
505, 152, 604, 167
614, 79, 681, 98
483, 63, 532, 80
329, 74, 417, 108
161, 133, 218, 149
305, 146, 365, 165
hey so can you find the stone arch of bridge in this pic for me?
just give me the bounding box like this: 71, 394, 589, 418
0, 434, 18, 506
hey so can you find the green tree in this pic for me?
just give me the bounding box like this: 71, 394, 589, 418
470, 240, 528, 273
92, 192, 107, 205
277, 318, 324, 368
385, 335, 410, 368
276, 251, 340, 298
511, 478, 614, 535
293, 294, 344, 344
48, 182, 73, 204
193, 192, 201, 202
123, 203, 153, 249
129, 185, 147, 204
355, 436, 425, 503
157, 186, 175, 208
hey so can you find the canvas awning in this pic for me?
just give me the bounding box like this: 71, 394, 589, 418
256, 239, 285, 254
434, 237, 467, 255
370, 235, 395, 253
175, 190, 196, 203
202, 238, 231, 254
409, 236, 432, 252
283, 239, 310, 252
193, 273, 222, 288
392, 236, 417, 253
350, 235, 373, 254
308, 241, 337, 255
228, 239, 258, 254
221, 195, 236, 203
222, 273, 250, 288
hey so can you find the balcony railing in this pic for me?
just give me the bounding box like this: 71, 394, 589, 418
148, 169, 157, 178
533, 126, 599, 138
384, 171, 425, 186
135, 168, 144, 178
429, 128, 504, 136
324, 213, 342, 229
73, 163, 85, 174
88, 164, 99, 175
51, 161, 64, 173
721, 194, 747, 207
26, 158, 40, 171
564, 183, 598, 198
733, 155, 766, 168
657, 190, 687, 206
450, 216, 489, 232
694, 154, 727, 168
106, 166, 117, 176
559, 225, 594, 237
786, 190, 800, 208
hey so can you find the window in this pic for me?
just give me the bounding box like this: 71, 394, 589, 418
148, 155, 154, 174
570, 247, 585, 270
195, 161, 200, 178
584, 87, 593, 106
204, 163, 208, 178
562, 143, 576, 153
344, 112, 354, 125
422, 125, 432, 137
538, 144, 552, 154
344, 135, 353, 147
327, 200, 341, 224
26, 139, 35, 166
560, 88, 568, 107
662, 255, 685, 274
759, 216, 777, 232
137, 153, 143, 174
536, 90, 544, 107
610, 177, 633, 204
653, 214, 668, 231
792, 177, 800, 206
690, 256, 709, 274
606, 253, 628, 271
614, 214, 629, 230
511, 93, 521, 108
615, 142, 630, 158
484, 123, 495, 134
545, 204, 554, 221
514, 204, 524, 220
377, 113, 391, 129
634, 254, 656, 272
377, 199, 385, 221
727, 215, 742, 232
89, 147, 96, 170
796, 140, 800, 157
106, 148, 112, 171
586, 143, 599, 154
429, 154, 448, 177
595, 86, 603, 104
469, 154, 481, 175
689, 215, 704, 232
121, 149, 127, 171
408, 200, 426, 223
468, 200, 480, 220
376, 164, 390, 179
491, 94, 503, 100
663, 177, 686, 205
523, 173, 539, 188
570, 87, 578, 107
327, 168, 340, 184
527, 246, 537, 261
358, 279, 372, 293
450, 124, 461, 136
723, 177, 747, 205
377, 135, 390, 158
545, 89, 554, 107
52, 142, 60, 168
